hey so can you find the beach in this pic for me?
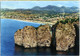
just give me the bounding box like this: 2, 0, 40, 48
1, 18, 57, 26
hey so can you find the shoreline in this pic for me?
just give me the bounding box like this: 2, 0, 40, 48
1, 18, 57, 25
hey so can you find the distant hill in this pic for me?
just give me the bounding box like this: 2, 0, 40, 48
1, 5, 79, 24
31, 5, 79, 13
1, 5, 79, 13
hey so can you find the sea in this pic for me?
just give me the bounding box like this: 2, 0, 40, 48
1, 19, 79, 56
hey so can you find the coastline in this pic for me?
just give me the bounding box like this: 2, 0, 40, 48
1, 18, 57, 26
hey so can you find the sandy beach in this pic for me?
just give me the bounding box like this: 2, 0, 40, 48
1, 18, 57, 26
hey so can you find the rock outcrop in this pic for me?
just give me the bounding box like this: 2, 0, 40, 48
37, 24, 51, 47
14, 29, 23, 46
14, 21, 78, 50
23, 26, 37, 48
55, 23, 76, 51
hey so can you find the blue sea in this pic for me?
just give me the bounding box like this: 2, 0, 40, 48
1, 19, 42, 56
1, 19, 79, 56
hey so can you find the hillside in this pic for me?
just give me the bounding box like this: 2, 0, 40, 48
32, 5, 79, 13
1, 5, 79, 25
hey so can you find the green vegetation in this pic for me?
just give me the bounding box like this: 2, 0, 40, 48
56, 17, 79, 24
1, 9, 79, 25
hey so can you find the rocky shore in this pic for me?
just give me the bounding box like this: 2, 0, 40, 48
23, 26, 37, 48
14, 19, 79, 51
14, 29, 23, 46
37, 24, 51, 47
55, 23, 76, 51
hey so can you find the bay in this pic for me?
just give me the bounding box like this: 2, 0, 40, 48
1, 19, 79, 56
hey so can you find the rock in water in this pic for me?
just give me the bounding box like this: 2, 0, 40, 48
23, 26, 37, 48
55, 23, 76, 51
14, 29, 23, 46
37, 24, 51, 47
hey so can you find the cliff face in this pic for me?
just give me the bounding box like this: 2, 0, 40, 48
14, 21, 78, 51
14, 29, 23, 46
55, 23, 76, 51
37, 24, 51, 47
14, 25, 52, 48
23, 26, 37, 48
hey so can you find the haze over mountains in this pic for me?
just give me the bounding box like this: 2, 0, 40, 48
2, 5, 79, 13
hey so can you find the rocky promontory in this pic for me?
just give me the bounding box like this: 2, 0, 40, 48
23, 26, 37, 48
14, 29, 23, 46
55, 23, 76, 51
37, 24, 51, 47
14, 18, 79, 51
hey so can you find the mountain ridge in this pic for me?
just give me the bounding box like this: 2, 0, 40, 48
1, 5, 79, 13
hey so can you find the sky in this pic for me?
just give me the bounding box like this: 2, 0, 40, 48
1, 1, 79, 9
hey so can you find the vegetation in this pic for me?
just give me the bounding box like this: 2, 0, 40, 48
56, 18, 79, 24
1, 7, 79, 25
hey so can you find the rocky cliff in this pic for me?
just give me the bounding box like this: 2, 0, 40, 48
14, 19, 79, 51
14, 29, 23, 46
55, 23, 76, 51
23, 26, 37, 48
37, 24, 51, 47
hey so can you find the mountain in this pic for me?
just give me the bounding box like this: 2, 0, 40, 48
1, 5, 79, 13
31, 5, 79, 13
31, 6, 41, 10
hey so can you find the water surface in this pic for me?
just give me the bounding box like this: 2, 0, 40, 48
1, 19, 79, 56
